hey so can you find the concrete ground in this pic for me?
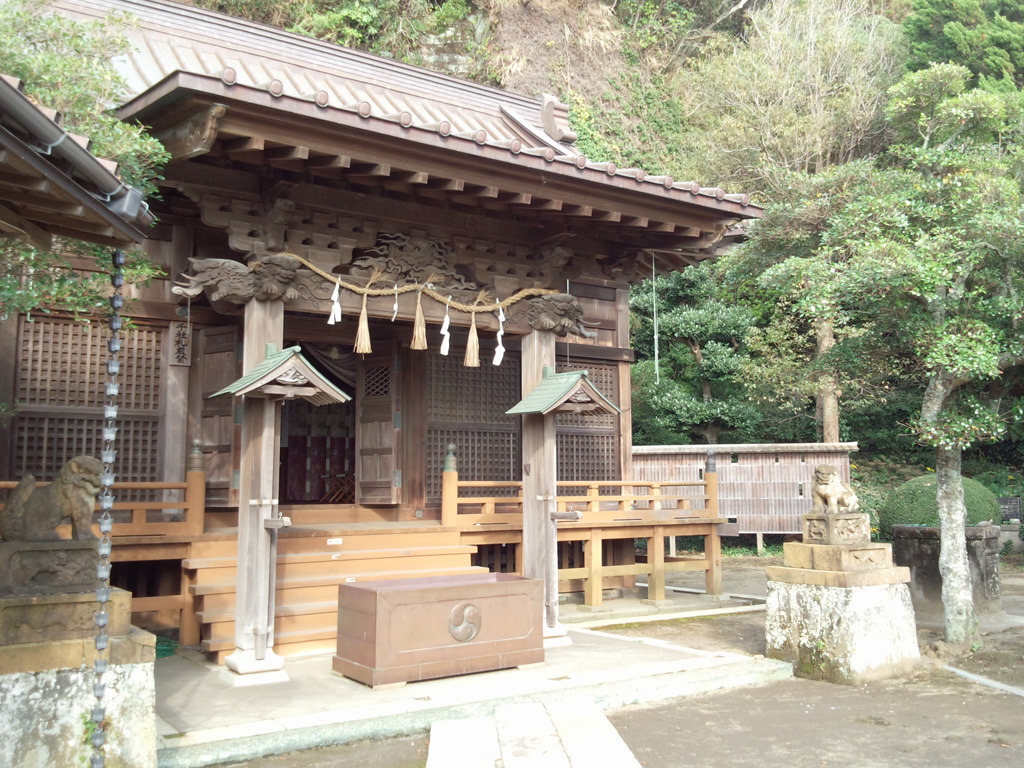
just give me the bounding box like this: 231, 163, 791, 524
179, 557, 1024, 768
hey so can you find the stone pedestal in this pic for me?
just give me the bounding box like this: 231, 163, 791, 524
766, 511, 919, 684
0, 588, 157, 768
893, 524, 1001, 621
0, 540, 99, 596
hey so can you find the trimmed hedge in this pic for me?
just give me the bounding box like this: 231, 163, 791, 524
878, 473, 1001, 539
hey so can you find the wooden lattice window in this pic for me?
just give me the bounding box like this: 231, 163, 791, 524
555, 361, 619, 483
425, 352, 521, 500
363, 365, 391, 398
11, 316, 164, 497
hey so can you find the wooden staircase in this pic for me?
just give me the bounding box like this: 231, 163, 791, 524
184, 524, 485, 663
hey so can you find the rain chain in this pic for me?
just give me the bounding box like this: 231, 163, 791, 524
91, 248, 124, 767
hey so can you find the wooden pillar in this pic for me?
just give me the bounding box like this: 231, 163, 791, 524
225, 299, 286, 676
520, 330, 557, 626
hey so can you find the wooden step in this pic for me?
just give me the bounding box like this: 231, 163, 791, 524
190, 564, 489, 596
183, 544, 477, 570
202, 624, 339, 654
195, 599, 338, 625
201, 609, 338, 643
189, 552, 479, 588
182, 524, 484, 662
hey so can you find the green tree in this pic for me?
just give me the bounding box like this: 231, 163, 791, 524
0, 0, 167, 317
800, 64, 1024, 643
670, 0, 906, 194
630, 265, 764, 444
904, 0, 1024, 86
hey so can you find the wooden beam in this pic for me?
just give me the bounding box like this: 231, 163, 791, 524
266, 145, 310, 170
0, 201, 51, 249
463, 184, 499, 199
347, 163, 391, 180
305, 154, 352, 176
531, 198, 563, 211
155, 104, 227, 159
561, 204, 593, 217
0, 170, 49, 193
220, 136, 265, 164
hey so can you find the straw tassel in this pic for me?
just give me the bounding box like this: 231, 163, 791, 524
463, 289, 488, 368
463, 311, 480, 367
411, 290, 427, 350
353, 292, 372, 354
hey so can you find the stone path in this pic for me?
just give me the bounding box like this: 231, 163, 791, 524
425, 700, 641, 768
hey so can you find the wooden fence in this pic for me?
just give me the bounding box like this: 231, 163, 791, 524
440, 459, 726, 604
632, 443, 858, 535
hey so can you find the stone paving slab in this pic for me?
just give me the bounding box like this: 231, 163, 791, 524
154, 609, 790, 768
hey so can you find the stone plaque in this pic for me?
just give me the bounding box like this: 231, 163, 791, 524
998, 496, 1021, 523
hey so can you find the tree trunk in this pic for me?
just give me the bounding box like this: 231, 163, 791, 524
921, 375, 976, 645
697, 424, 721, 444
814, 318, 841, 442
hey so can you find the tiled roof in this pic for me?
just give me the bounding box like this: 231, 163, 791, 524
52, 0, 758, 218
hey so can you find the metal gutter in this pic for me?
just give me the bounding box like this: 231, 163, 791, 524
0, 74, 153, 232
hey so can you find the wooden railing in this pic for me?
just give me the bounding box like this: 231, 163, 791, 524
0, 469, 206, 538
440, 455, 725, 605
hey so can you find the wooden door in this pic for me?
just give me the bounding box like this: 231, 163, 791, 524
193, 325, 241, 506
355, 342, 402, 505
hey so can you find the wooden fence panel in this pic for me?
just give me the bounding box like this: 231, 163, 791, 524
632, 443, 857, 534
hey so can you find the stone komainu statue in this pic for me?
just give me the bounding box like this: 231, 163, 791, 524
810, 464, 859, 515
0, 456, 102, 542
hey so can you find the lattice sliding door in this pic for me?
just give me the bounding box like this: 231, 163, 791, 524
195, 326, 241, 507
12, 316, 164, 499
425, 352, 522, 502
555, 361, 620, 483
356, 342, 402, 504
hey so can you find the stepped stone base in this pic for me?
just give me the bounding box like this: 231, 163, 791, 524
766, 580, 920, 685
768, 508, 919, 685
0, 588, 156, 768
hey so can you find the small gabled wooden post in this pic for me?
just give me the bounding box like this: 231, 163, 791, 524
211, 299, 350, 679
509, 332, 620, 631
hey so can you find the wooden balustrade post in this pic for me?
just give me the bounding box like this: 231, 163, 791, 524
705, 450, 719, 519
185, 439, 207, 536
704, 451, 723, 596
587, 484, 600, 513
646, 526, 666, 602
441, 443, 459, 528
584, 530, 603, 607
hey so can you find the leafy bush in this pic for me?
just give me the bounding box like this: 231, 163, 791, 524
878, 473, 1001, 539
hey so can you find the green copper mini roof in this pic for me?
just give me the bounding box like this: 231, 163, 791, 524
506, 367, 619, 416
211, 344, 351, 406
